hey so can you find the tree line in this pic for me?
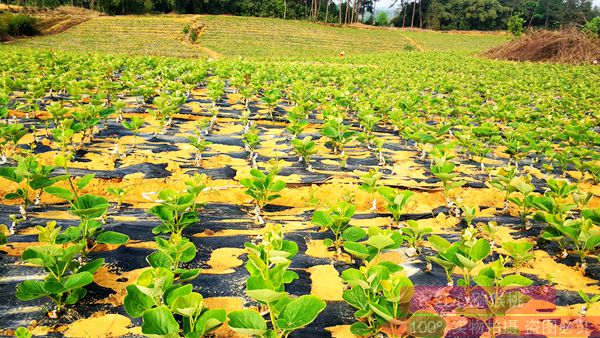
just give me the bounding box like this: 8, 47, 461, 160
390, 0, 599, 30
1, 0, 376, 24
2, 0, 598, 30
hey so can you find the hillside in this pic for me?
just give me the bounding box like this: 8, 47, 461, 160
6, 14, 508, 59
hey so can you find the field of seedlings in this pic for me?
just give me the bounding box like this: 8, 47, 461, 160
0, 14, 599, 338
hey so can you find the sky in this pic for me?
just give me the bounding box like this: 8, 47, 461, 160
375, 0, 600, 12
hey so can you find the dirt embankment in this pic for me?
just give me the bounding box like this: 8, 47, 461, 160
484, 27, 600, 64
0, 5, 99, 41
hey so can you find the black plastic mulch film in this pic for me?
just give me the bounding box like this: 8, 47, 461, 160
0, 90, 598, 337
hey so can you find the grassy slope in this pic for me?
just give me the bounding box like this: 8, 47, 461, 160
4, 14, 508, 59
197, 15, 412, 59
400, 30, 508, 52
9, 15, 203, 58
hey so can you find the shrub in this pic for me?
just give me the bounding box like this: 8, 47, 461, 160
507, 15, 525, 37
375, 11, 388, 26
582, 17, 600, 38
190, 29, 198, 43
1, 14, 38, 37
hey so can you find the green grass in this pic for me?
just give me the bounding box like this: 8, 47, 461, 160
197, 15, 413, 59
9, 15, 204, 58
400, 30, 508, 52
4, 14, 508, 60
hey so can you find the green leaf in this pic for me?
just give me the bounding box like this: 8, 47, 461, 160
276, 295, 326, 330
165, 284, 193, 306
311, 210, 332, 227
171, 292, 203, 318
366, 234, 395, 250
15, 327, 33, 338
44, 186, 75, 201
270, 180, 286, 192
578, 290, 590, 303
227, 310, 268, 336
499, 275, 533, 288
342, 226, 367, 242
0, 167, 23, 183
43, 280, 66, 293
147, 251, 172, 269
469, 238, 491, 261
194, 308, 226, 336
124, 285, 155, 317
79, 258, 105, 274
65, 288, 87, 305
343, 241, 370, 259
369, 302, 394, 322
343, 287, 369, 310
428, 235, 451, 252
141, 306, 180, 338
473, 275, 493, 289
71, 194, 109, 219
456, 253, 476, 270
178, 268, 201, 282
350, 322, 374, 336
63, 272, 94, 290
96, 231, 129, 245
16, 280, 47, 301
76, 174, 95, 191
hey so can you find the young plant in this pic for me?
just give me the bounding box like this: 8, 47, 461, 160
16, 221, 104, 318
320, 117, 355, 156
44, 169, 129, 255
187, 130, 212, 167
124, 267, 226, 337
113, 99, 126, 123
240, 161, 286, 224
342, 227, 445, 337
377, 186, 414, 228
428, 229, 491, 287
106, 186, 130, 210
430, 155, 466, 204
466, 256, 533, 338
0, 123, 28, 162
285, 106, 309, 140
501, 240, 533, 273
578, 290, 600, 316
261, 87, 281, 121
121, 116, 145, 148
461, 205, 479, 228
46, 102, 69, 127
227, 224, 326, 338
507, 176, 536, 225
148, 177, 206, 235
402, 220, 432, 255
151, 91, 185, 134
311, 200, 356, 250
243, 124, 260, 168
146, 233, 200, 282
342, 226, 403, 263
372, 138, 386, 165
291, 136, 317, 172
14, 327, 32, 338
543, 214, 600, 270
0, 155, 64, 220
487, 166, 517, 211
359, 168, 383, 212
